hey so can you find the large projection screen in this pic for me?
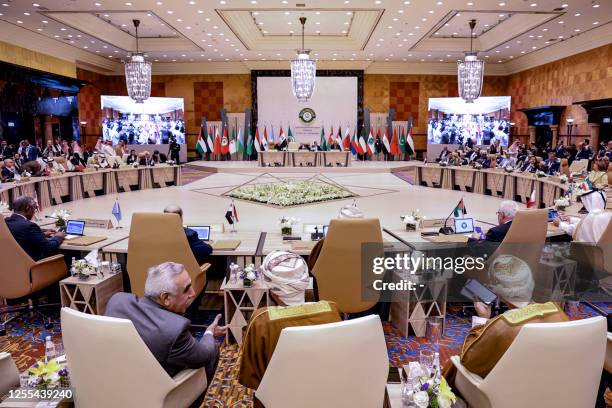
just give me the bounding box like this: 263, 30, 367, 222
257, 76, 358, 143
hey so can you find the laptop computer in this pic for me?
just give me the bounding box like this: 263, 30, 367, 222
189, 225, 211, 241
454, 217, 475, 234
65, 220, 86, 240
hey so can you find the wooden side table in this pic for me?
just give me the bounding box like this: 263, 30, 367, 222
60, 273, 123, 315
221, 278, 270, 345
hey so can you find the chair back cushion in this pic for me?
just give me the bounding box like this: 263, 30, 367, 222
256, 315, 389, 408
312, 218, 383, 313
481, 316, 606, 408
127, 213, 204, 297
61, 308, 174, 408
0, 217, 35, 298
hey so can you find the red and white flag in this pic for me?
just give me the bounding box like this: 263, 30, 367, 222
527, 189, 537, 208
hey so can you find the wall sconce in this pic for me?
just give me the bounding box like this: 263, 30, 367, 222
566, 118, 574, 136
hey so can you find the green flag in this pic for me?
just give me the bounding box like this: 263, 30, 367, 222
246, 127, 254, 156
399, 127, 406, 153
287, 126, 294, 142
320, 126, 327, 151
237, 127, 244, 155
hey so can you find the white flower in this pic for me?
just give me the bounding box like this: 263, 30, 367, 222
413, 391, 429, 406
246, 271, 256, 280
438, 396, 453, 408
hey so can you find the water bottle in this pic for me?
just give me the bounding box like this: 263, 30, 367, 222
70, 257, 76, 276
401, 374, 417, 407
44, 336, 56, 363
433, 352, 441, 383
229, 263, 238, 284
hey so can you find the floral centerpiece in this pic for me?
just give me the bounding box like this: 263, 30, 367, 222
166, 159, 176, 165
51, 209, 71, 230
554, 196, 570, 211
401, 209, 423, 231
27, 360, 69, 389
132, 162, 139, 168
240, 263, 259, 287
536, 170, 547, 178
473, 162, 483, 170
279, 216, 299, 236
411, 376, 457, 408
227, 180, 354, 207
71, 259, 96, 280
504, 165, 514, 173
559, 174, 568, 184
0, 201, 9, 214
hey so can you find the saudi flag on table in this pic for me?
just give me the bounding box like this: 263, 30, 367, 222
320, 126, 327, 151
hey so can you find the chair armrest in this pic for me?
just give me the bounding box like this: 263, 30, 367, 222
450, 355, 484, 387
171, 367, 205, 386
30, 254, 68, 293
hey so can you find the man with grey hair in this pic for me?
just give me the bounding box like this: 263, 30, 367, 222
105, 262, 226, 381
163, 204, 213, 265
5, 196, 65, 261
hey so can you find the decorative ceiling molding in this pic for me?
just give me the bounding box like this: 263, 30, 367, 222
364, 61, 508, 76
217, 8, 383, 51
0, 20, 120, 73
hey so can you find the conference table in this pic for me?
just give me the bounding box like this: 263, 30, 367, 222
259, 151, 351, 167
0, 164, 182, 210
413, 163, 570, 208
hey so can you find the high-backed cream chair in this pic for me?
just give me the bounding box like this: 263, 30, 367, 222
569, 159, 588, 174
287, 141, 299, 152
61, 308, 207, 408
606, 332, 612, 374
127, 213, 209, 297
0, 352, 19, 396
0, 217, 67, 334
451, 316, 606, 408
255, 315, 388, 408
312, 218, 384, 314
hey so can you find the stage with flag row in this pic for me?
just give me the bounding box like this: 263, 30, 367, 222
194, 123, 417, 158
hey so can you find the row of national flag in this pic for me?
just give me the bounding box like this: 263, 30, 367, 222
196, 123, 416, 158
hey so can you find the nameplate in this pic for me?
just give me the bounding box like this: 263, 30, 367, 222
268, 301, 332, 321
81, 218, 113, 229
502, 302, 559, 325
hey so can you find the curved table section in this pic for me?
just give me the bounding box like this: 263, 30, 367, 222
413, 163, 568, 208
0, 165, 182, 210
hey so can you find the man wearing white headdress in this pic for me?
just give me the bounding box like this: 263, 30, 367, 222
239, 250, 341, 392
553, 190, 611, 242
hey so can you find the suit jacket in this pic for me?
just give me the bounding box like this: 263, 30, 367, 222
25, 145, 37, 162
139, 158, 155, 166
184, 227, 213, 265
1, 166, 17, 180
467, 221, 512, 257
5, 213, 64, 261
126, 154, 138, 165
105, 293, 218, 378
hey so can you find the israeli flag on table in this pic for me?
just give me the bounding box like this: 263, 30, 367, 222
112, 198, 122, 222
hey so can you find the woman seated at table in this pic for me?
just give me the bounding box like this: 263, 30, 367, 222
586, 159, 609, 189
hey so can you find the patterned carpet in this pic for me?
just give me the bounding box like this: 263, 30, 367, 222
0, 302, 606, 407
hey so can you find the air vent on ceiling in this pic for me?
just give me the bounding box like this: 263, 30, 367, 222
547, 38, 558, 42
296, 3, 306, 7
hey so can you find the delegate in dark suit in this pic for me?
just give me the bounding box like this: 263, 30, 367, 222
105, 293, 218, 379
185, 227, 213, 265
5, 213, 64, 261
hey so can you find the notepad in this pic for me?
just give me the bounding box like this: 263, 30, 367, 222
423, 234, 469, 243
67, 236, 108, 246
212, 240, 241, 250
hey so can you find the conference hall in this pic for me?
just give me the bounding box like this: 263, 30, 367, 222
0, 0, 611, 406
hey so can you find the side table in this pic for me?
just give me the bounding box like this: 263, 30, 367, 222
60, 273, 123, 315
221, 278, 270, 345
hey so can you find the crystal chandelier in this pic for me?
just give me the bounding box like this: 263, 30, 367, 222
290, 17, 316, 102
457, 19, 484, 103
125, 19, 152, 103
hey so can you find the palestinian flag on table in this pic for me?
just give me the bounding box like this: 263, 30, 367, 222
196, 126, 207, 156
453, 198, 468, 217
320, 126, 328, 151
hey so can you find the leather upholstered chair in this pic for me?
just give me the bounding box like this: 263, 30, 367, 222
126, 213, 209, 298
0, 217, 67, 334
311, 218, 384, 314
61, 308, 207, 408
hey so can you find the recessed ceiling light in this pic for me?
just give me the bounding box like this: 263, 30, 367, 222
387, 25, 392, 28
205, 17, 210, 21
156, 1, 162, 4
403, 1, 410, 4
315, 21, 320, 25
467, 2, 473, 5
574, 13, 581, 16
429, 10, 434, 14
16, 20, 23, 23
498, 2, 505, 5
189, 0, 195, 4
375, 0, 382, 4
282, 0, 288, 3
42, 20, 47, 23
60, 27, 66, 31
167, 10, 173, 14
542, 28, 548, 31
499, 14, 504, 17
574, 28, 580, 31
251, 0, 257, 4
33, 2, 40, 5
176, 18, 182, 22
561, 3, 568, 7
558, 35, 564, 38
421, 18, 427, 21
37, 27, 42, 30
1, 3, 9, 6
220, 0, 226, 4
125, 2, 132, 5
593, 4, 600, 7
198, 10, 203, 13
398, 9, 404, 13
530, 3, 537, 7
186, 26, 191, 29
593, 21, 599, 25
393, 17, 398, 21
347, 11, 352, 15
532, 46, 537, 49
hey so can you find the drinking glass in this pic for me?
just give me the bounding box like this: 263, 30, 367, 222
19, 372, 31, 388
419, 350, 435, 377
426, 317, 444, 349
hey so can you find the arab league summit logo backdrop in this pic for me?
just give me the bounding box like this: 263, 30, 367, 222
298, 108, 316, 124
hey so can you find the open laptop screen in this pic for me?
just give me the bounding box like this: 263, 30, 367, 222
65, 220, 86, 236
454, 218, 475, 234
189, 226, 211, 241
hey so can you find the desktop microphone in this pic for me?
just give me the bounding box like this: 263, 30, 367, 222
439, 207, 456, 235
